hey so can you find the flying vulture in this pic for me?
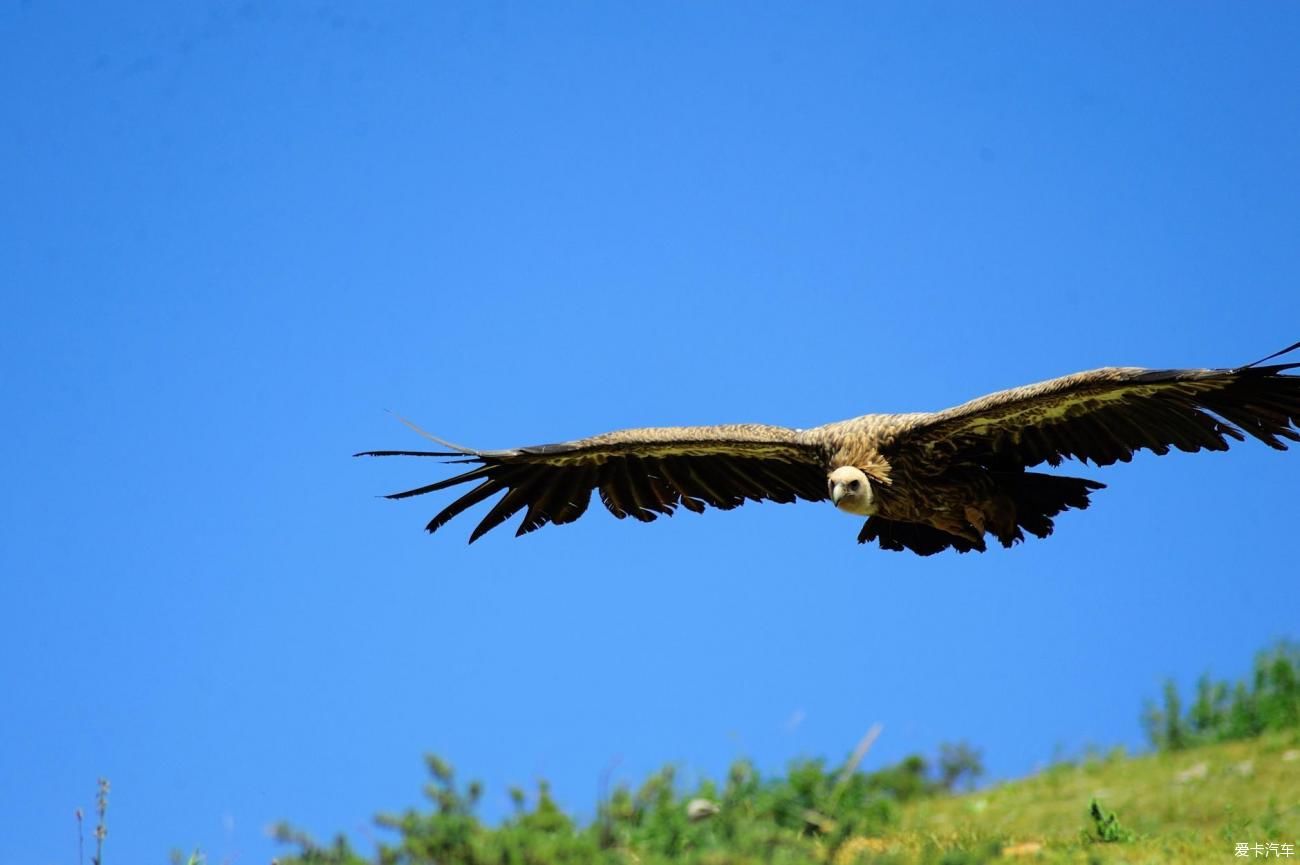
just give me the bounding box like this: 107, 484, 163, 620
358, 342, 1300, 555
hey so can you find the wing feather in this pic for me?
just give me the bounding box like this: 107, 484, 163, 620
604, 463, 655, 522
741, 460, 801, 504
680, 460, 744, 510
893, 349, 1300, 470
711, 457, 769, 503
516, 468, 567, 536
624, 457, 677, 516
549, 466, 596, 526
425, 477, 509, 534
656, 458, 708, 513
637, 459, 680, 514
470, 473, 548, 543
360, 423, 828, 541
597, 465, 630, 520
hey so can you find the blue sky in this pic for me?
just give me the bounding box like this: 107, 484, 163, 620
3, 3, 1299, 863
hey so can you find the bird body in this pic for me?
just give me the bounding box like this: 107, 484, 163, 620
359, 344, 1300, 556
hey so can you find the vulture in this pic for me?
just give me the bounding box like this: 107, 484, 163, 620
357, 342, 1300, 555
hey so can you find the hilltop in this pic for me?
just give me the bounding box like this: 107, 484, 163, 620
883, 730, 1299, 863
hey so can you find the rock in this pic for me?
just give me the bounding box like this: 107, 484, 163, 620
1002, 841, 1044, 857
686, 798, 719, 821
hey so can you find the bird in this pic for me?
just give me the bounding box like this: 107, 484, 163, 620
357, 342, 1300, 556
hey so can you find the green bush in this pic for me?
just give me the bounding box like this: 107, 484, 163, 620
1143, 641, 1300, 751
1081, 799, 1135, 844
273, 744, 982, 865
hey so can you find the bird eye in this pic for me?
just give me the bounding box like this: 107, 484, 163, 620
849, 480, 861, 491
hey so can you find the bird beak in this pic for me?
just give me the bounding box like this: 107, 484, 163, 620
830, 483, 843, 505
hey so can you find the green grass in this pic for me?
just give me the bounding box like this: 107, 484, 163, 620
882, 730, 1300, 863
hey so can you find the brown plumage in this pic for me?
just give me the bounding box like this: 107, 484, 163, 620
357, 342, 1300, 555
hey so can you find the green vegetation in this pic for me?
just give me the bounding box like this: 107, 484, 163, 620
1081, 798, 1135, 844
271, 729, 1300, 865
272, 742, 981, 865
1143, 640, 1300, 751
897, 730, 1299, 863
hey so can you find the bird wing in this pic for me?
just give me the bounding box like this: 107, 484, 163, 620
357, 423, 829, 542
889, 343, 1300, 469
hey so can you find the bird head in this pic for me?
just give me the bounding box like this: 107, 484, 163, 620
828, 466, 875, 515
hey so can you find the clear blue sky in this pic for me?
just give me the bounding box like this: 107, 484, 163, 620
3, 3, 1299, 863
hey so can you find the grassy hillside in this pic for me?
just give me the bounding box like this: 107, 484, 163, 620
883, 731, 1300, 863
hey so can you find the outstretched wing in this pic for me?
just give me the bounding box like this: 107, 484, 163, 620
357, 424, 829, 542
891, 343, 1300, 469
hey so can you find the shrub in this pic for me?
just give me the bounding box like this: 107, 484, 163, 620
273, 744, 977, 865
1143, 640, 1300, 751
